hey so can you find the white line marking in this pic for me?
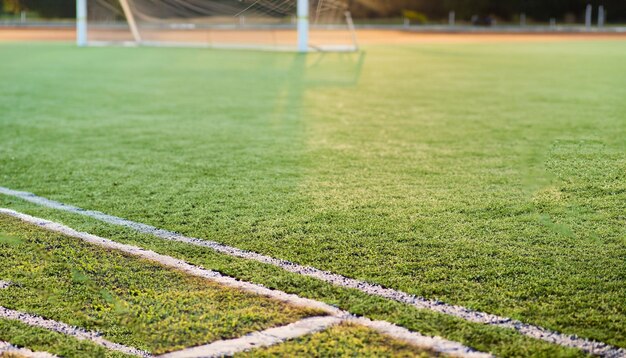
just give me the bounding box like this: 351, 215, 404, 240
160, 316, 488, 358
0, 281, 11, 290
353, 317, 489, 357
0, 340, 57, 358
0, 306, 150, 357
158, 316, 343, 358
161, 316, 495, 358
1, 188, 623, 356
0, 208, 491, 358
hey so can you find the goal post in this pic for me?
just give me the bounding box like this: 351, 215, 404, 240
117, 0, 142, 43
76, 0, 87, 46
79, 0, 357, 52
297, 0, 309, 52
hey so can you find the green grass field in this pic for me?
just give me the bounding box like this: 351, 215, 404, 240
0, 215, 320, 355
1, 40, 625, 356
237, 323, 439, 357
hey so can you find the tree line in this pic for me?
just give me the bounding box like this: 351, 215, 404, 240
2, 0, 624, 22
352, 0, 624, 22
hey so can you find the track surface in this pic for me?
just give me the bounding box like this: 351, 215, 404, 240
1, 27, 626, 44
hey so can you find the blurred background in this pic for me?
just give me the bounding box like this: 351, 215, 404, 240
2, 0, 625, 26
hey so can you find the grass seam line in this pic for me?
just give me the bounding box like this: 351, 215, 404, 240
0, 340, 57, 358
0, 187, 623, 356
0, 306, 150, 357
0, 208, 491, 358
158, 316, 343, 358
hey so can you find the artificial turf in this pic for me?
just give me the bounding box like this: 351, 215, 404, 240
0, 40, 625, 355
237, 323, 440, 357
0, 215, 320, 355
0, 198, 587, 357
0, 319, 130, 358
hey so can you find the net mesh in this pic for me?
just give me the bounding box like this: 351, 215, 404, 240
86, 0, 357, 51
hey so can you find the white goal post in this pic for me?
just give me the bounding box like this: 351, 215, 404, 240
77, 0, 357, 52
297, 0, 308, 52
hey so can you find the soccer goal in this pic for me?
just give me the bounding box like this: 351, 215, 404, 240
77, 0, 358, 52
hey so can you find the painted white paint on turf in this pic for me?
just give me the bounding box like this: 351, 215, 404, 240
162, 316, 493, 358
0, 280, 11, 289
159, 316, 342, 358
0, 188, 623, 357
0, 208, 491, 358
352, 317, 489, 358
160, 316, 494, 358
0, 306, 150, 357
0, 340, 57, 358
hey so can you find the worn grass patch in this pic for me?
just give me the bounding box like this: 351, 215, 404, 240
237, 323, 441, 357
0, 215, 321, 355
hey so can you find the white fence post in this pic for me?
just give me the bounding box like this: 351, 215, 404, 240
585, 4, 592, 30
598, 6, 605, 27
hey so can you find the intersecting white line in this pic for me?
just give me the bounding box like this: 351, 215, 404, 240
1, 186, 624, 357
158, 316, 343, 358
0, 340, 58, 358
0, 208, 492, 358
0, 306, 150, 357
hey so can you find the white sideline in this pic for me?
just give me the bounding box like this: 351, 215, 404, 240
0, 188, 624, 357
0, 306, 150, 357
0, 208, 491, 358
0, 340, 57, 358
158, 316, 343, 358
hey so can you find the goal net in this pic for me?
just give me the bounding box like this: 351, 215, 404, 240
83, 0, 358, 52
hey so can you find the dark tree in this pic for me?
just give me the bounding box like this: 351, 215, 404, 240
14, 0, 75, 18
354, 0, 625, 22
5, 0, 626, 22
